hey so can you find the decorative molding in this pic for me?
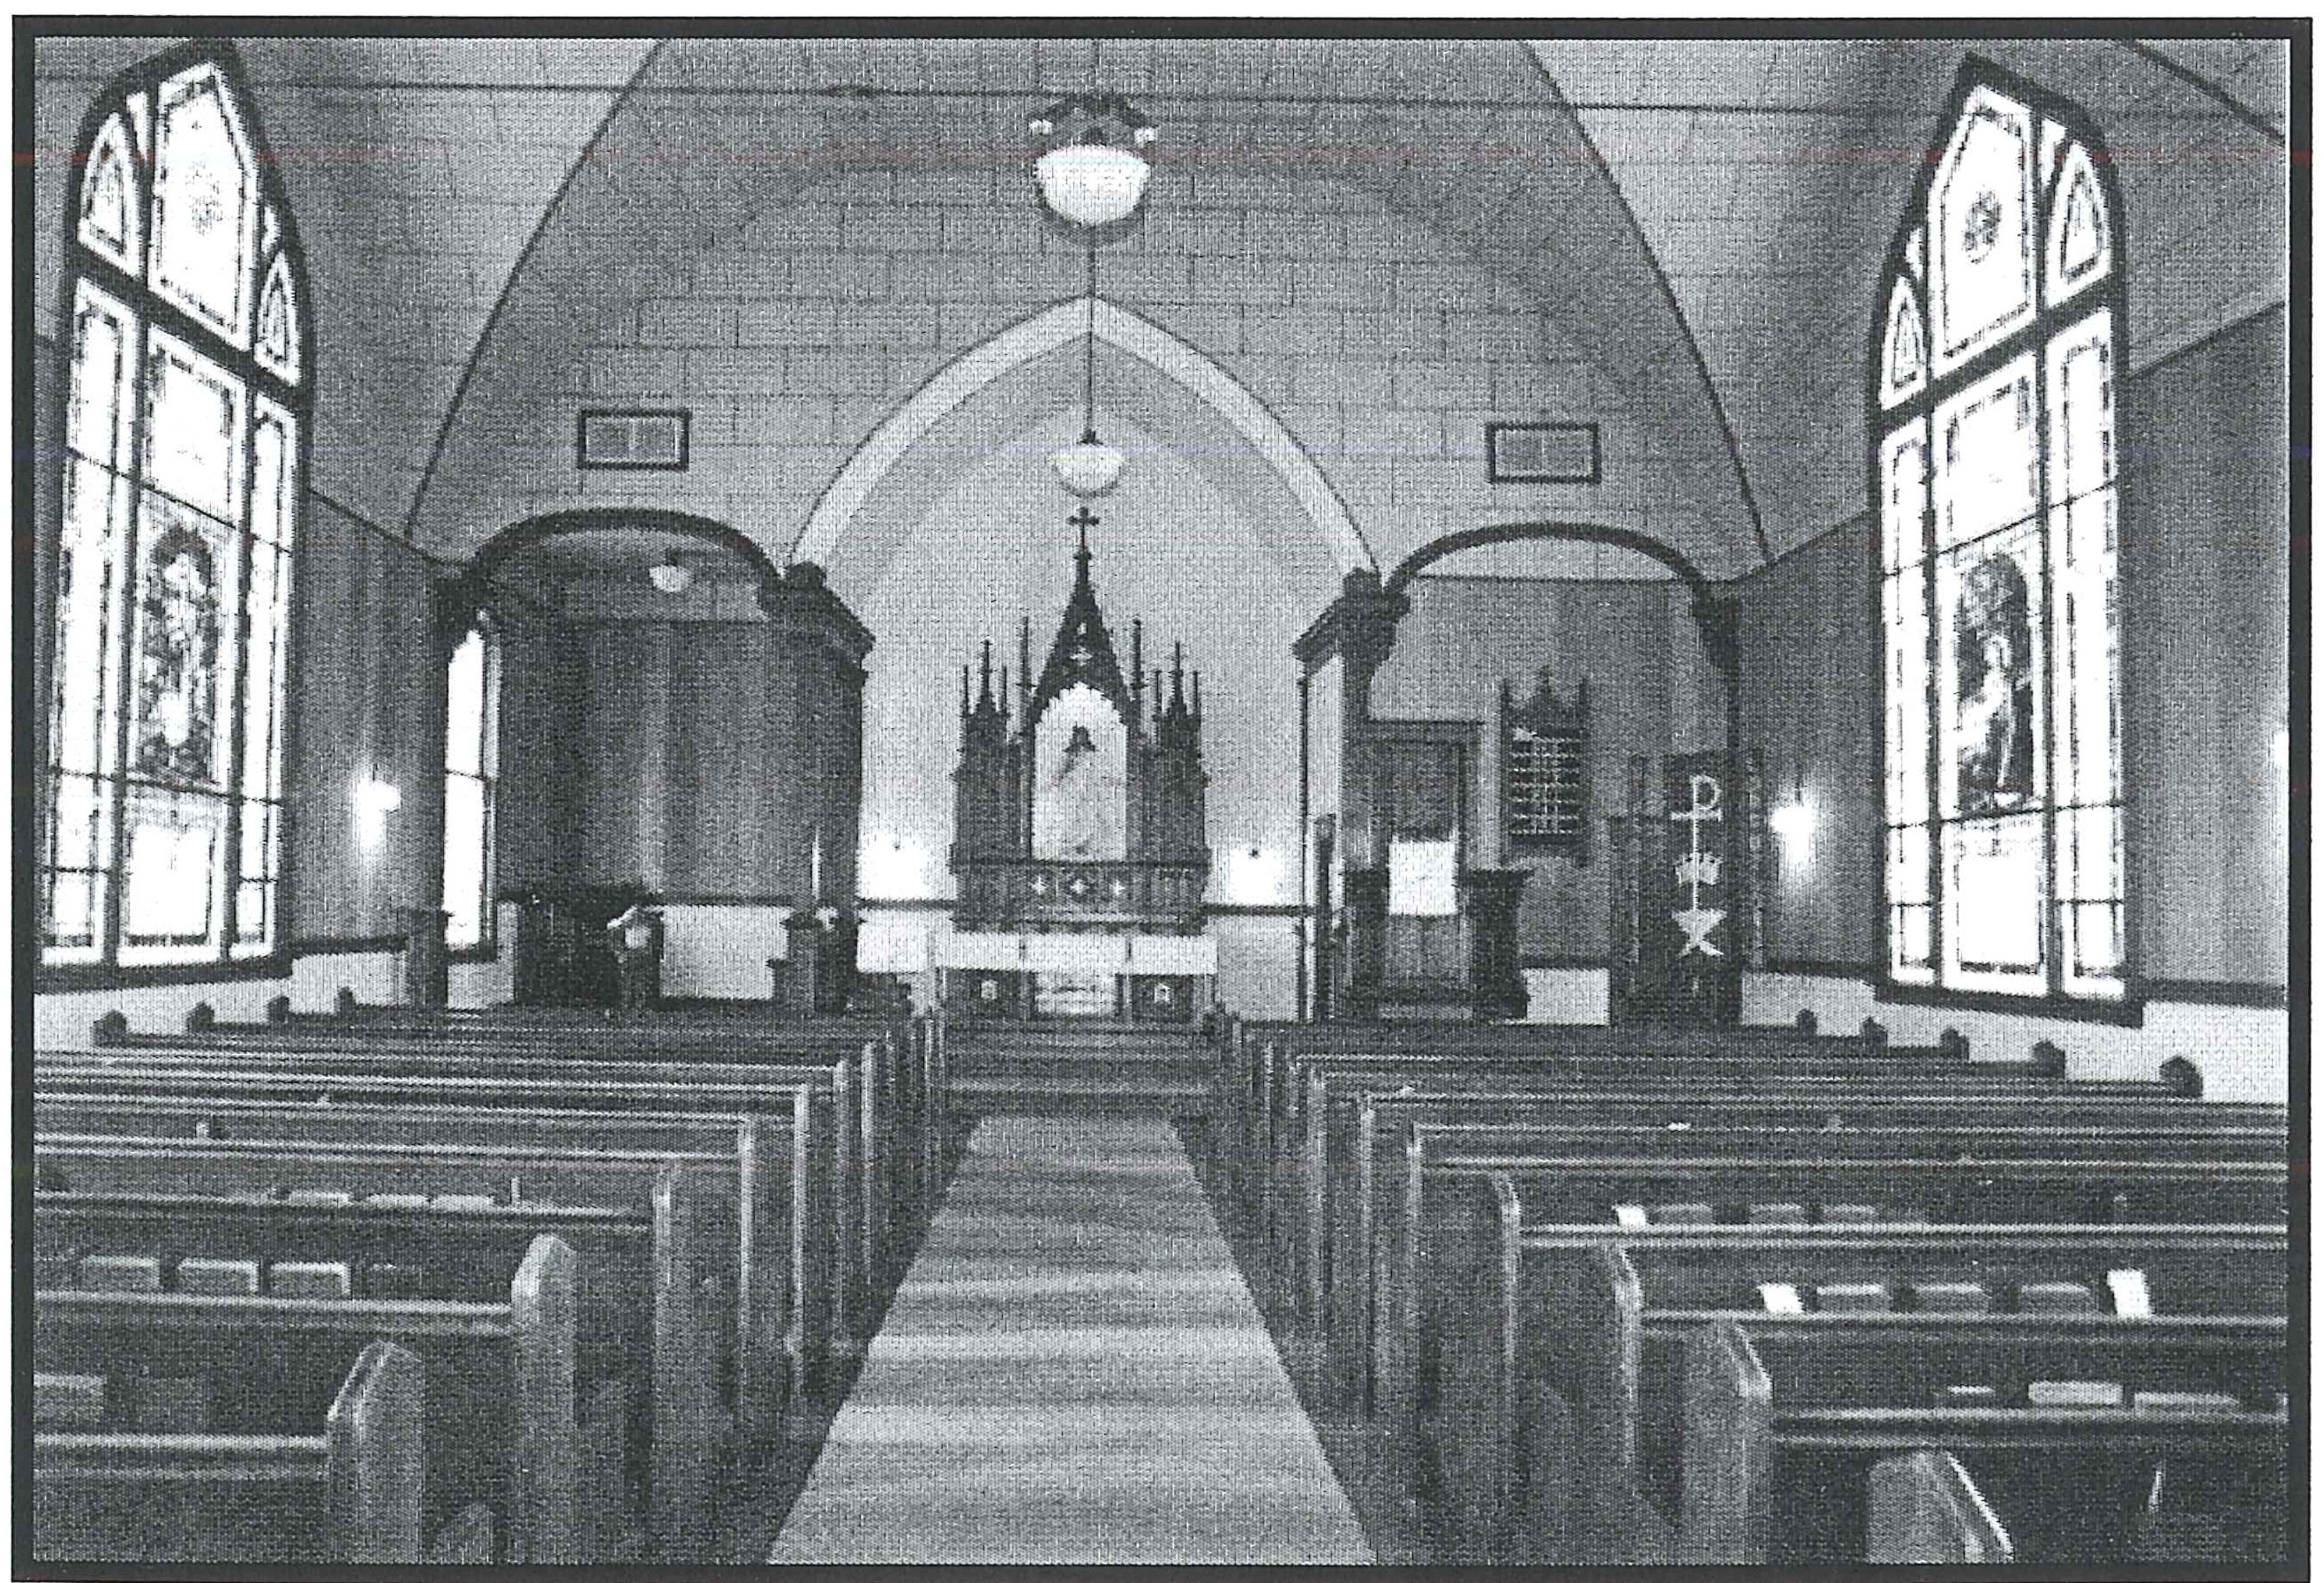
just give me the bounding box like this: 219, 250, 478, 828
1757, 959, 1878, 982
1520, 954, 1610, 972
791, 295, 1373, 577
2137, 977, 2290, 1011
290, 934, 408, 959
1872, 976, 2148, 1029
37, 954, 291, 993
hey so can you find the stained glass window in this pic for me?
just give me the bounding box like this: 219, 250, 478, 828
442, 620, 500, 952
1876, 65, 2124, 1002
43, 49, 305, 972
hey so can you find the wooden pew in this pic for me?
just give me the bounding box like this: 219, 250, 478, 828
41, 1049, 879, 1351
140, 1004, 932, 1248
1272, 1056, 2198, 1325
1232, 1020, 1996, 1241
1399, 1161, 2286, 1564
1680, 1313, 2287, 1564
35, 1160, 707, 1559
264, 1000, 949, 1240
71, 1021, 904, 1282
33, 1226, 585, 1563
35, 1087, 834, 1419
1864, 1450, 2014, 1563
34, 1336, 428, 1565
1336, 1100, 2287, 1405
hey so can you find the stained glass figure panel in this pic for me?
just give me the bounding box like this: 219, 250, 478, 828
150, 64, 254, 345
128, 499, 238, 788
1937, 527, 2046, 823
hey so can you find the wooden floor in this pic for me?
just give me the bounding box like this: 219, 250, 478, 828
765, 1115, 1374, 1564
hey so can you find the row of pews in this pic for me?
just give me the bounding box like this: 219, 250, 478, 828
1207, 1012, 2290, 1567
30, 993, 949, 1566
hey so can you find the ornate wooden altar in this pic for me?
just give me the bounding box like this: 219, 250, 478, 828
950, 516, 1211, 1017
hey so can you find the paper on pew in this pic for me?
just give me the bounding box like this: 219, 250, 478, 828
1758, 1281, 1804, 1315
2108, 1269, 2153, 1317
2027, 1380, 2124, 1407
432, 1193, 497, 1210
1613, 1203, 1649, 1229
283, 1188, 354, 1205
366, 1193, 429, 1210
175, 1256, 260, 1296
2130, 1391, 2240, 1413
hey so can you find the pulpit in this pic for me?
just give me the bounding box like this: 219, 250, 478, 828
949, 520, 1212, 1017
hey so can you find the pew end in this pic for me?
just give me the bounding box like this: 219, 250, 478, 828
1866, 1449, 2012, 1564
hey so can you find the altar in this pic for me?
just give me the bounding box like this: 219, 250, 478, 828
945, 513, 1213, 1021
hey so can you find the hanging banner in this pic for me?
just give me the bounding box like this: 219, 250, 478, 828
1659, 751, 1741, 1023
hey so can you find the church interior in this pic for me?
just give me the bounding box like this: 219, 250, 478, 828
23, 29, 2297, 1569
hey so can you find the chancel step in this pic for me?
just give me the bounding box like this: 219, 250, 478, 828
950, 1029, 1213, 1117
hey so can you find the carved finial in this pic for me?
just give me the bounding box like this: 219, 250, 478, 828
185, 1001, 215, 1033
2158, 1054, 2202, 1098
1192, 669, 1201, 720
961, 663, 972, 719
2029, 1039, 2067, 1077
267, 993, 292, 1024
1132, 617, 1143, 694
1019, 615, 1034, 702
1793, 1008, 1817, 1035
336, 986, 358, 1018
93, 1010, 129, 1045
1937, 1027, 1968, 1062
978, 641, 994, 709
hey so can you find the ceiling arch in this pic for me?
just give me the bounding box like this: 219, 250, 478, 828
410, 37, 1767, 577
793, 295, 1370, 577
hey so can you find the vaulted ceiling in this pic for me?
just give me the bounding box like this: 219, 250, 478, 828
31, 33, 2290, 579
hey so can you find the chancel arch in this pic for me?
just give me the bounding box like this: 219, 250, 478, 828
791, 296, 1375, 582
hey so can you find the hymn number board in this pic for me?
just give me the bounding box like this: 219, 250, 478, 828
1501, 669, 1590, 862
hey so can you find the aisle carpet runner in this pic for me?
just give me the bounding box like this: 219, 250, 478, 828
767, 1115, 1374, 1564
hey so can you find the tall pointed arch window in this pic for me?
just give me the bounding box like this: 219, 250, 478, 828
1876, 64, 2125, 1004
42, 49, 307, 972
442, 617, 500, 953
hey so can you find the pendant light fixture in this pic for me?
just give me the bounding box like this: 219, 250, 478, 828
1050, 241, 1126, 499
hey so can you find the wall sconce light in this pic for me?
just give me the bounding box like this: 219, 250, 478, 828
1770, 758, 1814, 850
2271, 726, 2290, 774
1770, 797, 1815, 847
356, 776, 402, 850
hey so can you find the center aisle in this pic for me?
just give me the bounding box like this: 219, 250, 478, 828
766, 1115, 1375, 1564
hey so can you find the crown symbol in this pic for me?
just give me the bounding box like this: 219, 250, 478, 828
1674, 851, 1723, 887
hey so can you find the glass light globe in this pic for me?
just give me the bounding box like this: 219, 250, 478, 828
1051, 437, 1127, 498
1034, 140, 1151, 228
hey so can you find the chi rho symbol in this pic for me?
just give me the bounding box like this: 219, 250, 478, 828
1666, 772, 1726, 957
